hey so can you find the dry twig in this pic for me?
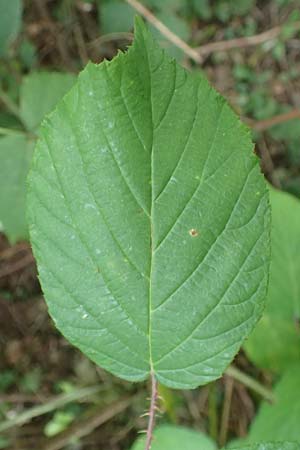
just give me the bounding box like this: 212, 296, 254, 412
252, 109, 300, 131
219, 376, 234, 447
0, 253, 35, 279
197, 21, 300, 56
125, 0, 203, 63
33, 0, 74, 69
41, 398, 131, 450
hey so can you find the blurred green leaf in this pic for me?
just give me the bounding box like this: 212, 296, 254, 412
228, 443, 300, 450
131, 425, 217, 450
0, 370, 16, 392
158, 384, 181, 422
191, 0, 212, 20
0, 111, 20, 129
19, 39, 37, 69
0, 72, 75, 243
269, 117, 300, 166
215, 0, 256, 22
0, 437, 10, 450
19, 368, 42, 393
244, 91, 279, 120
0, 135, 34, 243
99, 0, 135, 33
233, 64, 255, 82
245, 187, 300, 372
55, 381, 77, 395
247, 365, 300, 442
44, 410, 77, 437
281, 175, 300, 198
0, 0, 22, 57
272, 41, 285, 61
20, 71, 76, 131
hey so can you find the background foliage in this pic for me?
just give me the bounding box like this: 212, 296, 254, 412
0, 0, 300, 449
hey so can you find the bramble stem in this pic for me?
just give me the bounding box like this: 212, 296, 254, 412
144, 373, 158, 450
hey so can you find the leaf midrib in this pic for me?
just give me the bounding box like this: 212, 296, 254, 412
144, 33, 155, 375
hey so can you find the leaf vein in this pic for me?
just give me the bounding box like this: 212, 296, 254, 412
154, 220, 262, 365
154, 101, 225, 251
42, 132, 148, 339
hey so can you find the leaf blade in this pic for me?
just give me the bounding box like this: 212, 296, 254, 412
27, 18, 270, 388
244, 186, 300, 372
0, 135, 34, 243
131, 425, 217, 450
0, 0, 22, 57
247, 365, 300, 442
229, 444, 300, 450
20, 71, 76, 131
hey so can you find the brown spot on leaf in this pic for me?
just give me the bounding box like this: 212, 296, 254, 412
189, 228, 199, 237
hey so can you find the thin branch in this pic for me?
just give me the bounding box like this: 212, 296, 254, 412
0, 393, 46, 403
73, 23, 89, 65
208, 382, 218, 441
0, 385, 102, 433
259, 137, 282, 188
0, 242, 31, 260
197, 21, 300, 56
225, 366, 275, 403
219, 375, 234, 447
41, 398, 131, 450
0, 253, 35, 279
252, 109, 300, 131
33, 0, 74, 69
123, 1, 300, 65
125, 0, 203, 64
145, 373, 158, 450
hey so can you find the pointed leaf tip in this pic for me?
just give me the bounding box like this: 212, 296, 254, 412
134, 15, 146, 32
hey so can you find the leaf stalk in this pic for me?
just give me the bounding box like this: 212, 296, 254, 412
144, 373, 158, 450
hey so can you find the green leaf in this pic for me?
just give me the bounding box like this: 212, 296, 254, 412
20, 71, 76, 131
246, 365, 300, 442
19, 38, 37, 69
0, 0, 22, 57
191, 0, 212, 20
228, 444, 300, 450
0, 72, 76, 244
27, 18, 270, 388
44, 410, 76, 437
0, 436, 10, 450
214, 0, 255, 22
131, 425, 216, 450
99, 0, 135, 33
0, 135, 34, 243
245, 187, 300, 372
269, 117, 300, 166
